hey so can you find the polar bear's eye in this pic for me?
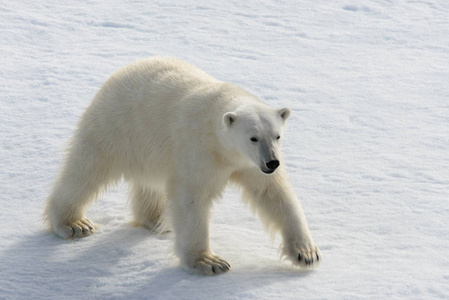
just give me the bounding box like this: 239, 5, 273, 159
250, 137, 258, 142
276, 135, 281, 140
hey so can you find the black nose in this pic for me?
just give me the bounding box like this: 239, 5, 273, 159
266, 160, 280, 170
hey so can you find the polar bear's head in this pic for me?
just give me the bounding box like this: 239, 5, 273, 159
222, 105, 291, 174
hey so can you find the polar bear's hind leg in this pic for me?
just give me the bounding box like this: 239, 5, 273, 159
130, 184, 167, 232
45, 140, 116, 239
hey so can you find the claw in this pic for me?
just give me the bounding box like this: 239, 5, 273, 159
298, 253, 302, 261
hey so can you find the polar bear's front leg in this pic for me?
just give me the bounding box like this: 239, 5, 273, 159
232, 168, 321, 268
169, 183, 231, 275
281, 220, 321, 267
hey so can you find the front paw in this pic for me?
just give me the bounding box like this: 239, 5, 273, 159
283, 237, 321, 268
53, 218, 96, 239
182, 253, 231, 276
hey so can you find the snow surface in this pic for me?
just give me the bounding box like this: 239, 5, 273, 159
1, 0, 449, 299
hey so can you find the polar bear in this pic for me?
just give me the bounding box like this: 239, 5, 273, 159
45, 57, 320, 275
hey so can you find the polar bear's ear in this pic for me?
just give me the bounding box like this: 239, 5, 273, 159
278, 108, 291, 121
223, 112, 237, 127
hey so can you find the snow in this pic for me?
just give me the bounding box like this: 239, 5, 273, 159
1, 0, 449, 299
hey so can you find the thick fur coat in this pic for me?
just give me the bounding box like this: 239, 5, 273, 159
45, 57, 320, 275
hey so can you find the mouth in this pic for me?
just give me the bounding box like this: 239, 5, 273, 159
261, 168, 275, 174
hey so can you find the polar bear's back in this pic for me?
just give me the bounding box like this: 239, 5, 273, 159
90, 57, 224, 120
110, 57, 219, 94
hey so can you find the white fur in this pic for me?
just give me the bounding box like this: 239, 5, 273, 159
45, 57, 320, 275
